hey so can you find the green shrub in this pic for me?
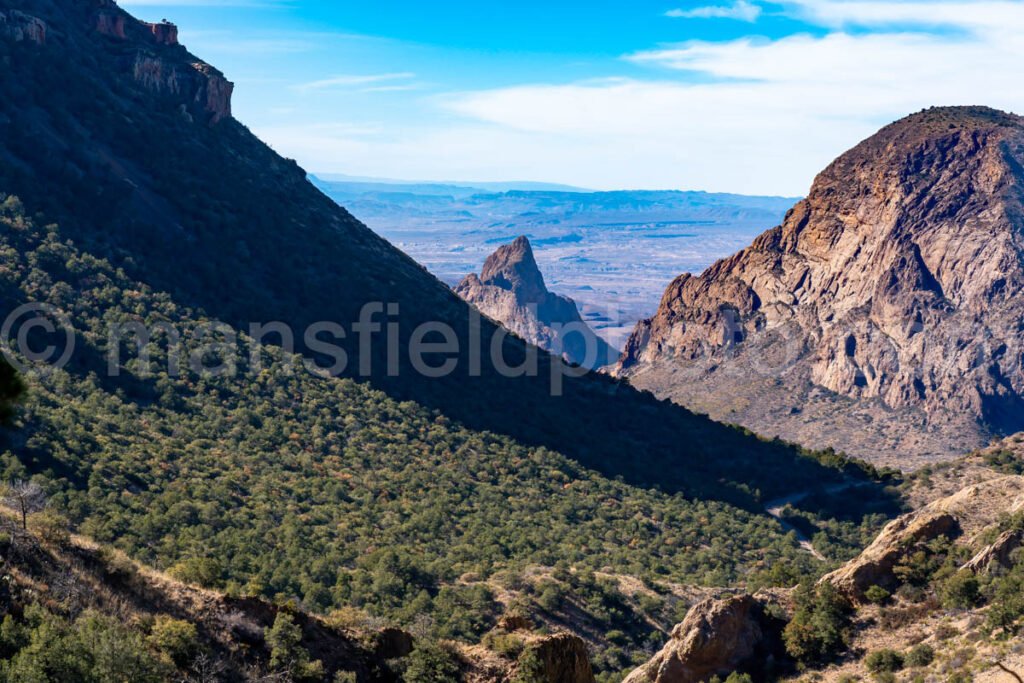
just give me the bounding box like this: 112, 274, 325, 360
864, 585, 891, 605
940, 572, 981, 610
404, 642, 461, 682
905, 643, 934, 667
148, 616, 199, 666
783, 582, 852, 664
265, 613, 323, 681
865, 648, 904, 674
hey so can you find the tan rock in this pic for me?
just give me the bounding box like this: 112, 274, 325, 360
516, 632, 595, 683
963, 529, 1024, 573
623, 595, 767, 683
821, 511, 959, 602
456, 236, 618, 369
617, 107, 1024, 465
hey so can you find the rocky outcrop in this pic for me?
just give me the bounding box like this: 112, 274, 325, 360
623, 595, 771, 683
146, 20, 178, 46
129, 52, 232, 124
94, 9, 125, 39
456, 236, 619, 369
370, 627, 414, 659
515, 632, 595, 683
963, 529, 1024, 573
821, 511, 959, 602
0, 9, 47, 45
618, 107, 1024, 465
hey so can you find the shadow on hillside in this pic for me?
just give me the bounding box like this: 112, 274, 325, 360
0, 8, 900, 521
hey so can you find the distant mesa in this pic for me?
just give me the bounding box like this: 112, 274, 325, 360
456, 236, 619, 370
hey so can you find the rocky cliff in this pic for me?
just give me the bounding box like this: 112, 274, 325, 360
618, 107, 1024, 466
456, 236, 619, 369
623, 595, 781, 683
73, 0, 232, 124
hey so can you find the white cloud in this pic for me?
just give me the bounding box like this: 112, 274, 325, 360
254, 1, 1024, 195
666, 1, 763, 22
293, 72, 416, 93
779, 0, 1024, 30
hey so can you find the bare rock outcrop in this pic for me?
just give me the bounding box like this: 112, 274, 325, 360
146, 20, 178, 46
618, 107, 1024, 465
0, 9, 47, 45
623, 595, 771, 683
821, 511, 959, 602
516, 632, 595, 683
456, 236, 619, 369
94, 9, 125, 39
963, 529, 1024, 573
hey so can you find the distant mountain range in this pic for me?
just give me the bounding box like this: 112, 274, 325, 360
312, 172, 593, 195
312, 176, 798, 350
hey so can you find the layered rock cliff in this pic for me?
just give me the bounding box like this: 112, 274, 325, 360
79, 0, 232, 124
456, 236, 619, 369
618, 107, 1024, 466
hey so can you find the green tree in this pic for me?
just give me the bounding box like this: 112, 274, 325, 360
0, 358, 24, 424
265, 613, 323, 681
404, 642, 461, 682
783, 581, 852, 664
940, 571, 981, 610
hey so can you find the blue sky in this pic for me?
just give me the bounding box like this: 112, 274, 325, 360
121, 0, 1024, 195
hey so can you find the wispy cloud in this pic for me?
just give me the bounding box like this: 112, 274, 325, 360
778, 0, 1022, 31
666, 1, 762, 22
293, 72, 417, 93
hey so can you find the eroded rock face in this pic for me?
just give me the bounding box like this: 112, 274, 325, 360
618, 107, 1024, 464
821, 511, 959, 602
83, 0, 233, 125
623, 595, 768, 683
146, 20, 178, 46
963, 529, 1024, 573
456, 236, 619, 369
94, 10, 126, 39
517, 633, 595, 683
0, 10, 47, 45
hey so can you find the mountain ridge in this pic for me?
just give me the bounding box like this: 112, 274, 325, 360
618, 106, 1024, 466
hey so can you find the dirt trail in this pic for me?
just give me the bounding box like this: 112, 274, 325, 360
764, 482, 866, 562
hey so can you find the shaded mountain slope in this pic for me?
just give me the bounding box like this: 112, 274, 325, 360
0, 0, 875, 507
455, 236, 619, 369
619, 107, 1024, 467
0, 197, 874, 678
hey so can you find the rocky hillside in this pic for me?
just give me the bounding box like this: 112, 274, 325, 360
623, 440, 1024, 682
0, 508, 600, 682
0, 0, 879, 511
0, 2, 906, 679
456, 237, 618, 369
617, 107, 1024, 467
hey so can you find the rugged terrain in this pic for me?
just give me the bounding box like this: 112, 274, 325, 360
618, 107, 1024, 467
456, 236, 618, 369
0, 0, 900, 680
313, 176, 795, 349
624, 437, 1024, 682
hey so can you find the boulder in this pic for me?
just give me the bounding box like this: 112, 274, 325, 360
516, 632, 595, 683
963, 529, 1024, 573
623, 595, 768, 683
821, 511, 959, 601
